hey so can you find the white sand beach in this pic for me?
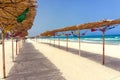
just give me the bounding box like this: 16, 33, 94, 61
39, 39, 120, 59
0, 39, 120, 80
36, 39, 120, 80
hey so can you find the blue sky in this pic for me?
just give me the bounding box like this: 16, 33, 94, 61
28, 0, 120, 36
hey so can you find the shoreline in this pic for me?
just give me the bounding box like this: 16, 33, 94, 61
38, 38, 120, 45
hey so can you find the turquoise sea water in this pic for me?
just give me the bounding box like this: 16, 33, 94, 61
39, 35, 120, 45
79, 35, 120, 45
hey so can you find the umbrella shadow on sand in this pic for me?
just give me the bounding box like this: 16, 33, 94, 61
43, 42, 120, 72
6, 43, 65, 80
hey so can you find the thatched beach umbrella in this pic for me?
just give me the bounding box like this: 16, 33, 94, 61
59, 25, 78, 51
7, 8, 36, 62
76, 19, 120, 64
40, 19, 120, 65
55, 26, 78, 51
0, 0, 37, 78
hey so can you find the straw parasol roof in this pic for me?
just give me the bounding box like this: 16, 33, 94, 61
0, 0, 37, 37
60, 25, 77, 31
40, 19, 120, 36
40, 31, 53, 36
77, 19, 120, 30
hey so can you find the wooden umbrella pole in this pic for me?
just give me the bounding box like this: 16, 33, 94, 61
19, 40, 21, 52
12, 37, 14, 61
16, 39, 17, 55
2, 30, 6, 78
50, 38, 51, 45
22, 39, 24, 47
78, 31, 81, 55
18, 40, 20, 53
66, 35, 68, 51
36, 36, 37, 42
102, 31, 105, 65
20, 39, 22, 48
54, 36, 55, 47
58, 37, 60, 48
22, 39, 23, 47
21, 39, 22, 48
